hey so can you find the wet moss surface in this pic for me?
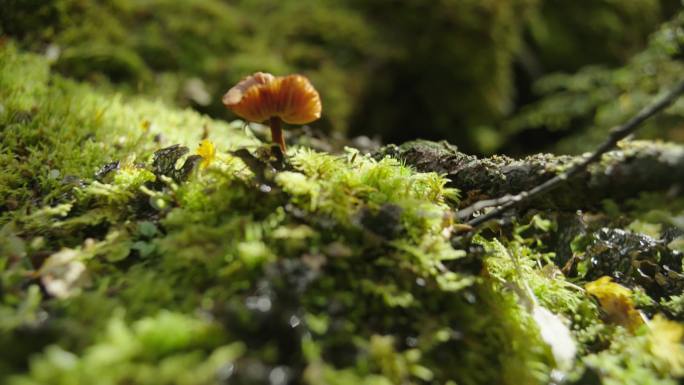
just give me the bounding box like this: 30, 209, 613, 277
2, 42, 684, 385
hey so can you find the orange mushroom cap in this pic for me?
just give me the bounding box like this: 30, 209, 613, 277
222, 72, 322, 125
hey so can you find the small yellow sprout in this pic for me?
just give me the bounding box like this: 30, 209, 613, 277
141, 119, 151, 132
197, 139, 216, 169
585, 276, 645, 332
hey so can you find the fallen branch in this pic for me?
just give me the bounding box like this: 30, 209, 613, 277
378, 83, 684, 223
463, 80, 684, 227
382, 140, 684, 210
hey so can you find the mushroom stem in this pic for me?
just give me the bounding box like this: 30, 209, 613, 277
269, 116, 286, 152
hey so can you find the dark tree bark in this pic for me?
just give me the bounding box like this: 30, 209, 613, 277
378, 140, 684, 211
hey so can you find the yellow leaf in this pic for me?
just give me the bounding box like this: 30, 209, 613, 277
585, 276, 644, 332
197, 139, 216, 169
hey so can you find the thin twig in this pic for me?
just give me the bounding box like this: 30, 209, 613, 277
463, 79, 684, 228
457, 194, 516, 221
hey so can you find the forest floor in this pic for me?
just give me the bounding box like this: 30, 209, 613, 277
2, 42, 684, 385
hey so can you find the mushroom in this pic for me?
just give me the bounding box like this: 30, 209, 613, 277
222, 72, 322, 152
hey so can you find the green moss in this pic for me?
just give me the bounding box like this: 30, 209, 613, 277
662, 295, 684, 319
7, 311, 243, 385
581, 321, 684, 385
0, 41, 257, 224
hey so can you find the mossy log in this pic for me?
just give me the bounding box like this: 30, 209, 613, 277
379, 139, 684, 211
4, 41, 684, 384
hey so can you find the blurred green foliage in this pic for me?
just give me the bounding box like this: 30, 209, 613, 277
503, 7, 684, 154
0, 0, 382, 137
527, 0, 664, 71
1, 0, 678, 153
